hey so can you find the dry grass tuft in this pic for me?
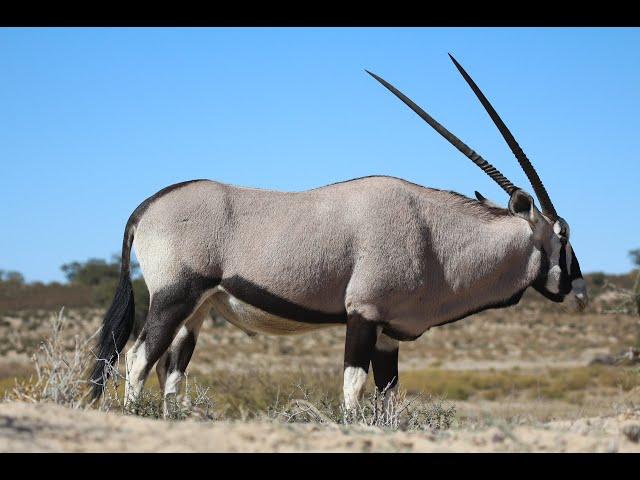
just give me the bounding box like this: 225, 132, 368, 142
7, 308, 96, 408
5, 309, 455, 431
266, 381, 456, 431
6, 309, 216, 422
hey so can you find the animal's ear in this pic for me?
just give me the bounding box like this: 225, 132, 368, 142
475, 191, 502, 209
508, 189, 536, 223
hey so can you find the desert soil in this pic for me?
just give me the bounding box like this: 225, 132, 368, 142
1, 402, 639, 452
1, 286, 640, 452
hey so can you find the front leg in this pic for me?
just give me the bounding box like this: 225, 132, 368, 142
343, 312, 379, 411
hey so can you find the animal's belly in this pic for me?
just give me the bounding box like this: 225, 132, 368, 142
208, 287, 341, 336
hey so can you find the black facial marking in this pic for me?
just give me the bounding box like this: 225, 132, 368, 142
555, 244, 573, 295
569, 248, 583, 282
343, 313, 378, 373
372, 346, 399, 391
558, 244, 569, 280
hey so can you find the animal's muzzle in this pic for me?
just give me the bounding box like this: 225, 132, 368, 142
569, 278, 588, 312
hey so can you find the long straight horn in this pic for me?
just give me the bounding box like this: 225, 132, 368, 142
448, 54, 558, 220
365, 69, 518, 196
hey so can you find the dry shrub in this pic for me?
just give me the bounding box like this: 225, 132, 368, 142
267, 381, 456, 432
7, 308, 95, 408
6, 308, 455, 431
7, 308, 215, 422
598, 281, 639, 315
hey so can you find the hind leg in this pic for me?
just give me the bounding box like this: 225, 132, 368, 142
124, 285, 210, 410
157, 311, 206, 417
343, 312, 379, 411
372, 333, 399, 413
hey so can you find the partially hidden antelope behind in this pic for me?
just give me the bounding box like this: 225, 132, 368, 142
90, 54, 588, 415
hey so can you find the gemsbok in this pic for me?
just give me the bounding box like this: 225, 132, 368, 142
90, 54, 588, 415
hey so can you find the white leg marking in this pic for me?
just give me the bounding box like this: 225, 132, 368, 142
343, 366, 368, 411
164, 370, 184, 396
163, 370, 186, 418
161, 320, 204, 417
124, 341, 147, 407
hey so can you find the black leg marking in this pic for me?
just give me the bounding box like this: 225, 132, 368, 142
372, 346, 399, 392
143, 272, 221, 374
143, 300, 196, 376
168, 330, 197, 374
343, 313, 379, 372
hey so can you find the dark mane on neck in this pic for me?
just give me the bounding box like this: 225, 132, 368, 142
443, 190, 510, 218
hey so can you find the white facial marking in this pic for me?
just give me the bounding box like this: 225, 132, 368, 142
343, 366, 368, 411
544, 235, 563, 293
545, 265, 561, 293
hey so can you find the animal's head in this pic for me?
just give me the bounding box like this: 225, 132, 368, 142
504, 189, 586, 310
367, 53, 588, 311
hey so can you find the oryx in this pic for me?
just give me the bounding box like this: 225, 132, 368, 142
90, 55, 587, 414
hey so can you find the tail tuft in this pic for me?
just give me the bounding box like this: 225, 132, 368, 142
89, 224, 136, 400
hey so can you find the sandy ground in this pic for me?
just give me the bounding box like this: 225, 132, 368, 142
1, 402, 640, 452
1, 285, 639, 453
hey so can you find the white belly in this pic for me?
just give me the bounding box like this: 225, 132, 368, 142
207, 287, 340, 336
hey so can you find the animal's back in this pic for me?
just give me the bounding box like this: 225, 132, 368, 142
132, 176, 433, 307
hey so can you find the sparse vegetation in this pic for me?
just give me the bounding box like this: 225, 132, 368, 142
8, 308, 94, 408
1, 269, 640, 451
4, 309, 456, 432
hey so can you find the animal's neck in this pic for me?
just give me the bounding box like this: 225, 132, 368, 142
425, 209, 541, 324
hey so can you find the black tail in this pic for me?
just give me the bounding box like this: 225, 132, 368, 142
89, 221, 136, 400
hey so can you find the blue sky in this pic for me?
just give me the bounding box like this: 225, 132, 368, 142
1, 27, 639, 282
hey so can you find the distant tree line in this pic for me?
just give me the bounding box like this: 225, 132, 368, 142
0, 257, 149, 334
60, 256, 149, 335
0, 270, 26, 284
2, 248, 640, 320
